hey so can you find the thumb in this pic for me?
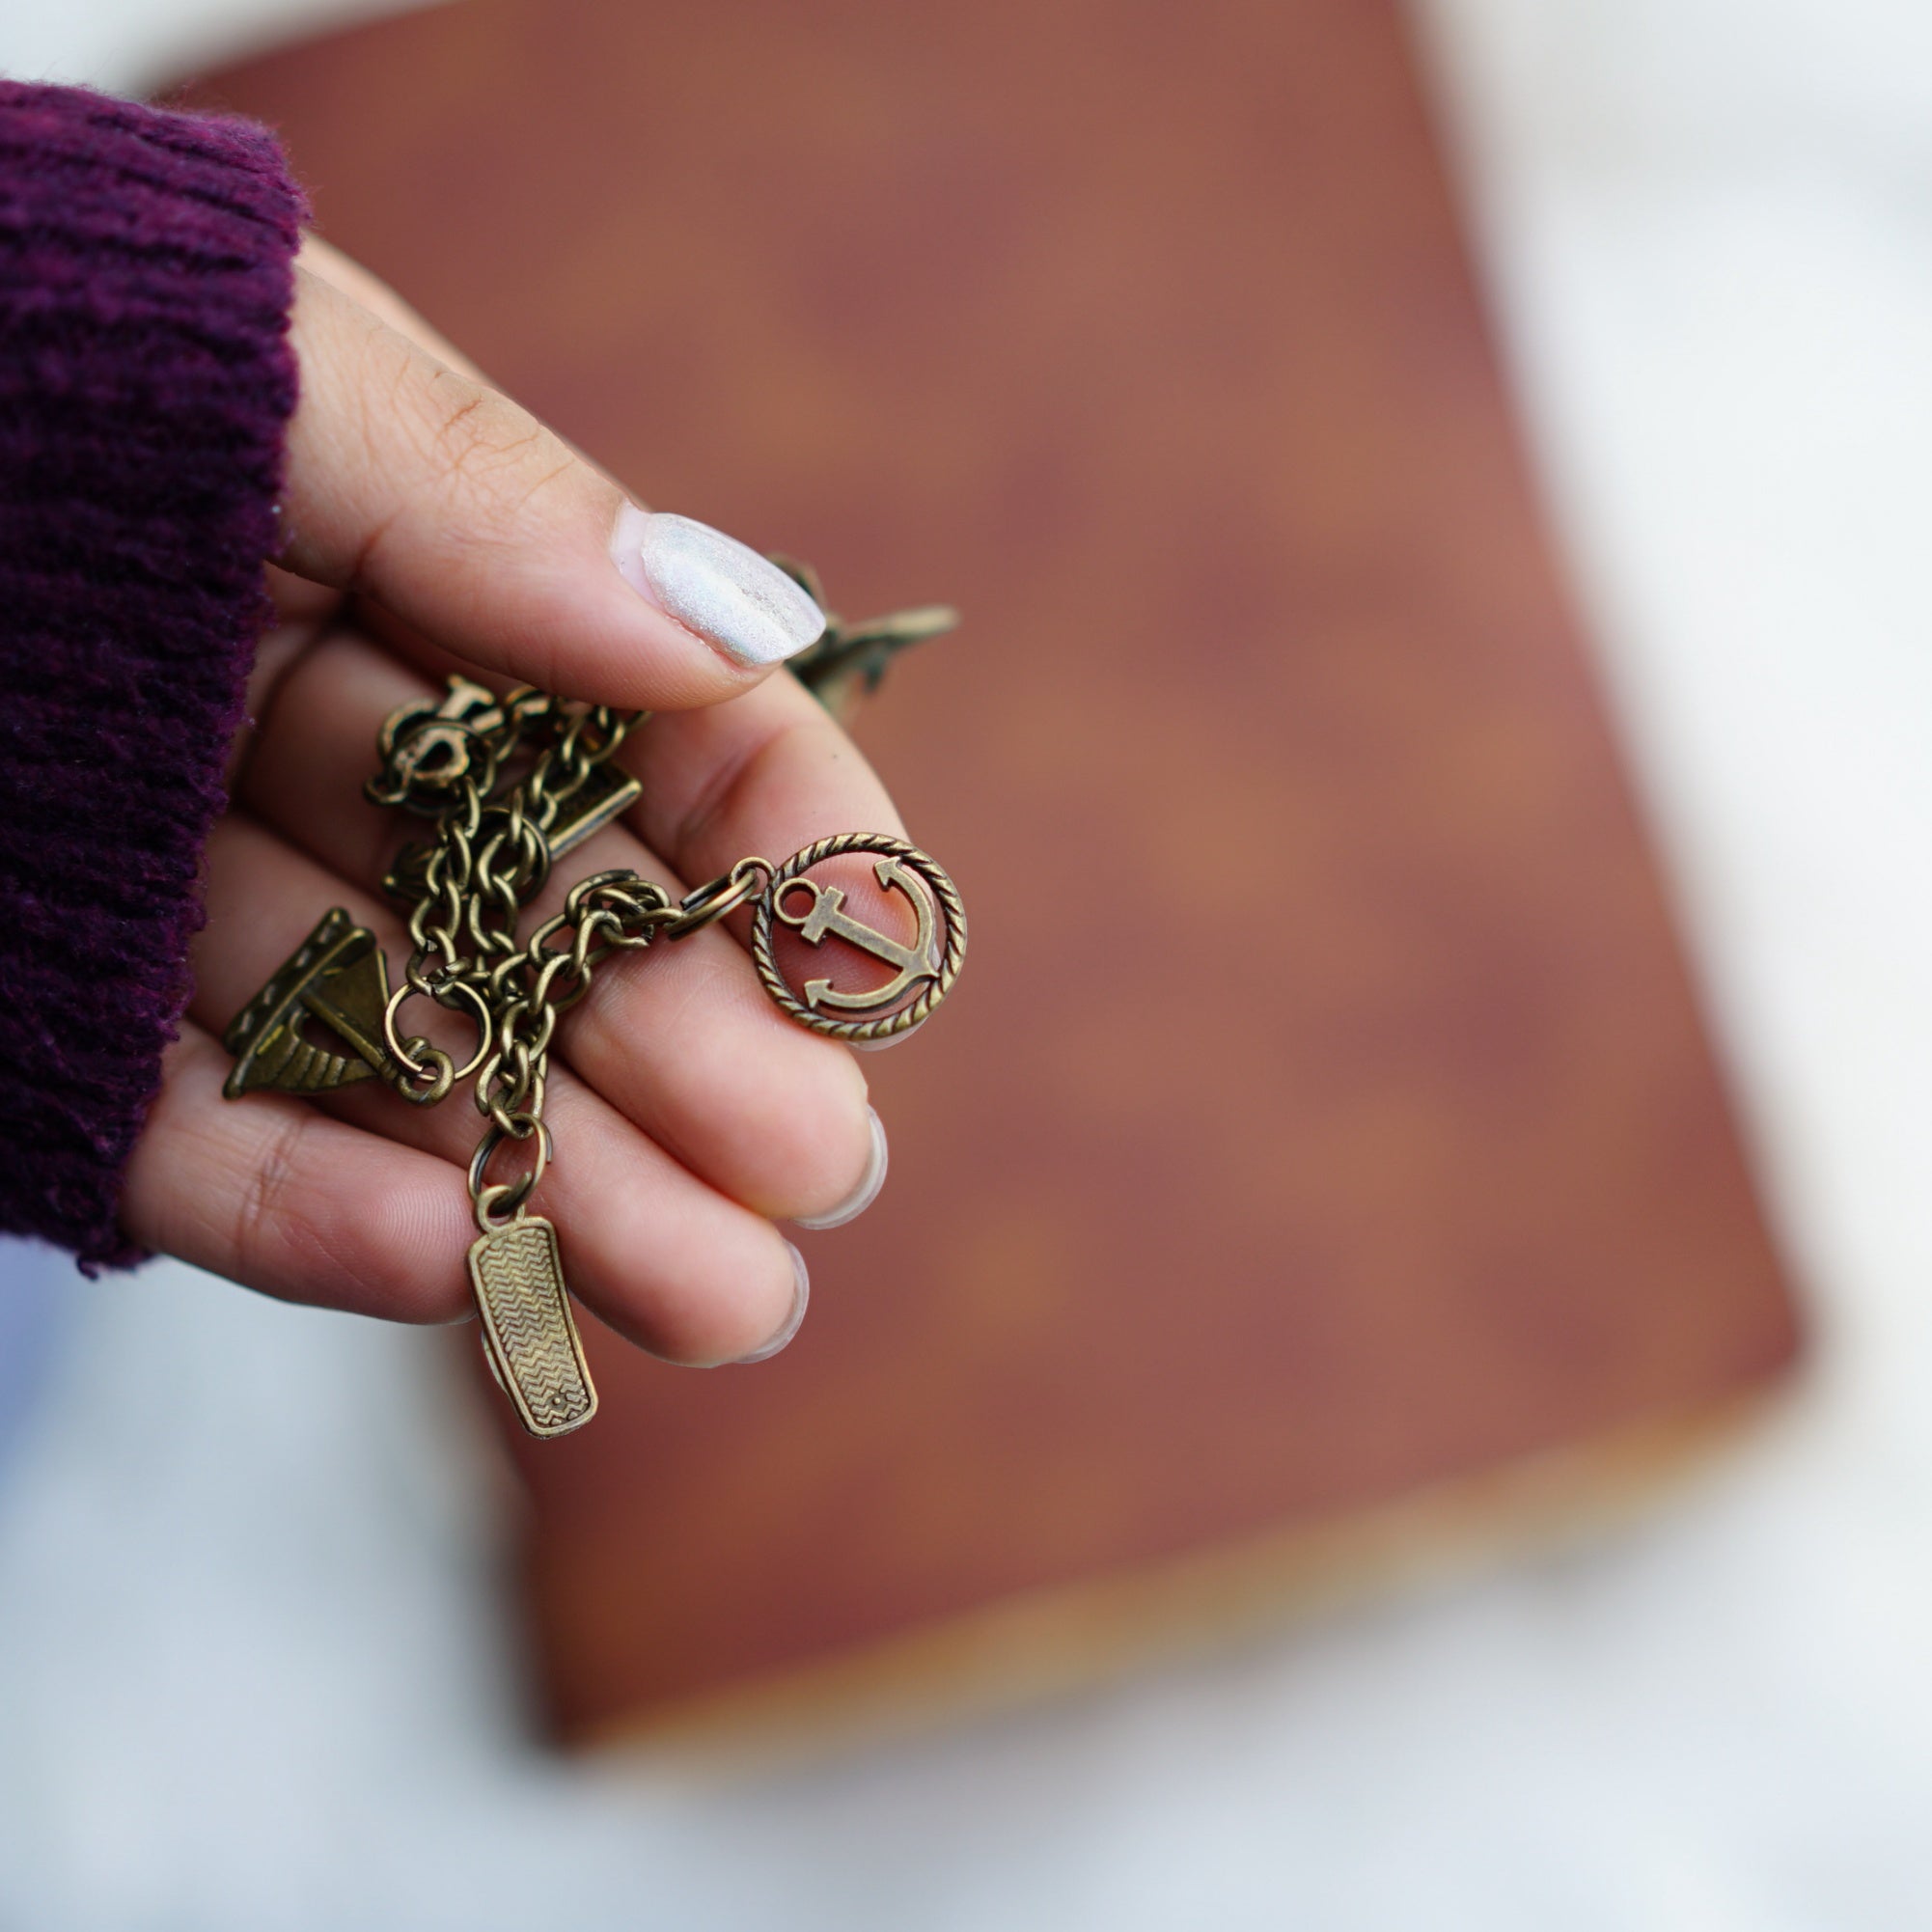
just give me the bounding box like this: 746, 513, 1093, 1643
277, 262, 824, 708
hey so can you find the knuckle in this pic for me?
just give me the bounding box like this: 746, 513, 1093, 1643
408, 367, 579, 536
234, 1111, 312, 1281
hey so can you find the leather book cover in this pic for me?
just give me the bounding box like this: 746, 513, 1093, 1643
184, 0, 1802, 1755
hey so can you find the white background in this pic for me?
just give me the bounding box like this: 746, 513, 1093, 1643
4, 0, 1932, 1924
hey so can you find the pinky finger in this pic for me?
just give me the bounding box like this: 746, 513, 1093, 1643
121, 1021, 477, 1323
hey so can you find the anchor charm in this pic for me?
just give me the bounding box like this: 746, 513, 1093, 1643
775, 856, 944, 1012
751, 835, 967, 1044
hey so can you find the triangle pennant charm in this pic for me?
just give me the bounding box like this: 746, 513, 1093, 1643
222, 908, 396, 1099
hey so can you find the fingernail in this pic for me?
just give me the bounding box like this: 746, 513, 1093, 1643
792, 1108, 889, 1230
850, 1029, 920, 1054
611, 505, 825, 667
733, 1241, 810, 1365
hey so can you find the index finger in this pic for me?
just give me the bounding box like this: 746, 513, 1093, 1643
278, 265, 826, 710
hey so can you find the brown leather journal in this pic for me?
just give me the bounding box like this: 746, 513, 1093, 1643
186, 0, 1801, 1755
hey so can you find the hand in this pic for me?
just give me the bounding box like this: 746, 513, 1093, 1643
119, 239, 896, 1366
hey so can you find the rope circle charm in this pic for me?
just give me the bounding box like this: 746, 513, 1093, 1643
750, 834, 966, 1043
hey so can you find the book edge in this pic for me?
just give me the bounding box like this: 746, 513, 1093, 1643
567, 1378, 1798, 1772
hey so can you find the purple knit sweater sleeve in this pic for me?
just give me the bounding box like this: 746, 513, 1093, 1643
0, 82, 306, 1270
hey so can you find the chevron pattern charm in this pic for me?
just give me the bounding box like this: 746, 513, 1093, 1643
469, 1216, 596, 1438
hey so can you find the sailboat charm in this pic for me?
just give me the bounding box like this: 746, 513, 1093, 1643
221, 907, 394, 1099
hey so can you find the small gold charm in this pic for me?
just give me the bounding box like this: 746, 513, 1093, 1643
222, 908, 394, 1099
750, 836, 966, 1044
543, 759, 644, 860
468, 1213, 596, 1439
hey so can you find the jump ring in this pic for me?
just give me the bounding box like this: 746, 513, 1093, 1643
664, 856, 774, 940
383, 979, 493, 1089
382, 981, 432, 1077
468, 1117, 553, 1230
394, 1038, 455, 1107
430, 975, 495, 1083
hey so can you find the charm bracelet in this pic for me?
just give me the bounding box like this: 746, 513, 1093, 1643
220, 561, 966, 1439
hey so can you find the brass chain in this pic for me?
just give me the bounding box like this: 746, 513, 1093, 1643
371, 682, 771, 1232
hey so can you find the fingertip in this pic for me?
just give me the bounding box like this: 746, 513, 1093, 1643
791, 1107, 889, 1230
587, 1208, 806, 1369
728, 1242, 810, 1364
282, 268, 825, 713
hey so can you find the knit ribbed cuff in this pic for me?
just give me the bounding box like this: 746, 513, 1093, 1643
0, 81, 307, 1270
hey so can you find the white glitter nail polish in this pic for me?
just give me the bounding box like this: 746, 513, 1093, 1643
611, 506, 825, 667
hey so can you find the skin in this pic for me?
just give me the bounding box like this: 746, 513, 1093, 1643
117, 238, 898, 1366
